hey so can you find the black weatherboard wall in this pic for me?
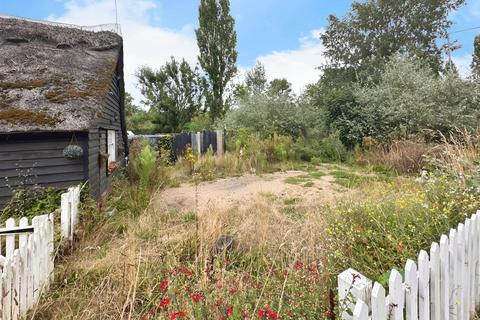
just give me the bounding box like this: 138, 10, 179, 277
88, 60, 127, 201
0, 132, 88, 207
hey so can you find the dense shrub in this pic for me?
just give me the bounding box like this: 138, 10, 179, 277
1, 187, 61, 222
223, 94, 312, 139
355, 55, 480, 141
183, 113, 213, 132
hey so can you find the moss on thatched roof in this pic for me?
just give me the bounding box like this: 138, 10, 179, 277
0, 17, 123, 133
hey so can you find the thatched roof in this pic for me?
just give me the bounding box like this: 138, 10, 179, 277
0, 16, 123, 133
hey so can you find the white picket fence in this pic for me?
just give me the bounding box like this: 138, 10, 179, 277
338, 210, 480, 320
60, 186, 81, 242
0, 185, 81, 320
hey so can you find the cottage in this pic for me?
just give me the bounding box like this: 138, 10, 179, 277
0, 17, 127, 208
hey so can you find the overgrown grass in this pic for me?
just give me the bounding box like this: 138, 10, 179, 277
30, 133, 480, 319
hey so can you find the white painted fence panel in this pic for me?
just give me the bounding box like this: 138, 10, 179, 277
404, 259, 417, 320
353, 300, 368, 320
440, 235, 450, 320
0, 185, 81, 319
430, 242, 441, 320
339, 211, 480, 320
371, 282, 387, 320
418, 250, 430, 320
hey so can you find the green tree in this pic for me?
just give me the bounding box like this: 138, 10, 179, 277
125, 92, 141, 117
472, 35, 480, 81
321, 0, 465, 81
356, 55, 480, 141
125, 92, 155, 134
245, 62, 267, 95
196, 0, 238, 120
268, 79, 292, 97
136, 57, 203, 133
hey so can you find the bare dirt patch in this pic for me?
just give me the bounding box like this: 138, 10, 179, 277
155, 170, 353, 213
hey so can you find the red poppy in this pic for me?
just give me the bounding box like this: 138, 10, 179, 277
179, 311, 185, 318
160, 279, 169, 292
227, 305, 233, 315
170, 312, 177, 320
191, 292, 202, 303
257, 309, 265, 318
293, 260, 303, 270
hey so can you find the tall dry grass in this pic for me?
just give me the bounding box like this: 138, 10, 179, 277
357, 130, 480, 176
428, 130, 480, 181
357, 138, 430, 174
31, 193, 328, 319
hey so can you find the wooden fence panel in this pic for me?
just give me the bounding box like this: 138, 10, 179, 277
449, 228, 459, 319
2, 259, 12, 320
440, 235, 450, 320
464, 219, 472, 317
404, 259, 418, 320
418, 250, 430, 320
371, 282, 387, 320
11, 251, 19, 320
457, 223, 466, 320
353, 300, 368, 320
430, 242, 441, 320
389, 269, 404, 320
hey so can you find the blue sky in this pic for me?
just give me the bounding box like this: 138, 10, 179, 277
1, 0, 480, 102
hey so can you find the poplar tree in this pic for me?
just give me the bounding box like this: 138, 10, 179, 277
196, 0, 238, 120
471, 35, 480, 81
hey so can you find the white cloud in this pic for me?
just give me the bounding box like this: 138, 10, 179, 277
48, 0, 198, 106
453, 54, 472, 78
255, 29, 325, 93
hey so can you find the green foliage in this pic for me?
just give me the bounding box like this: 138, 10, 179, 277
130, 145, 158, 208
330, 170, 374, 188
1, 187, 61, 222
196, 0, 238, 120
183, 113, 213, 132
356, 55, 480, 140
127, 110, 155, 134
472, 35, 480, 82
244, 61, 267, 95
321, 0, 465, 80
268, 78, 293, 97
156, 135, 176, 165
224, 94, 307, 139
292, 134, 350, 163
124, 92, 141, 117
324, 172, 480, 285
137, 57, 203, 133
196, 146, 216, 180
125, 92, 156, 134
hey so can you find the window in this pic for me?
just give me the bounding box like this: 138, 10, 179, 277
107, 130, 116, 163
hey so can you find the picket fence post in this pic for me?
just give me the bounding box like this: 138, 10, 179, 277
353, 300, 368, 320
60, 192, 71, 240
439, 235, 449, 320
430, 242, 441, 320
404, 259, 418, 320
371, 282, 386, 319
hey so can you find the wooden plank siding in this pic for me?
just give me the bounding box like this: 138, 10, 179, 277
88, 59, 127, 200
0, 133, 88, 208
